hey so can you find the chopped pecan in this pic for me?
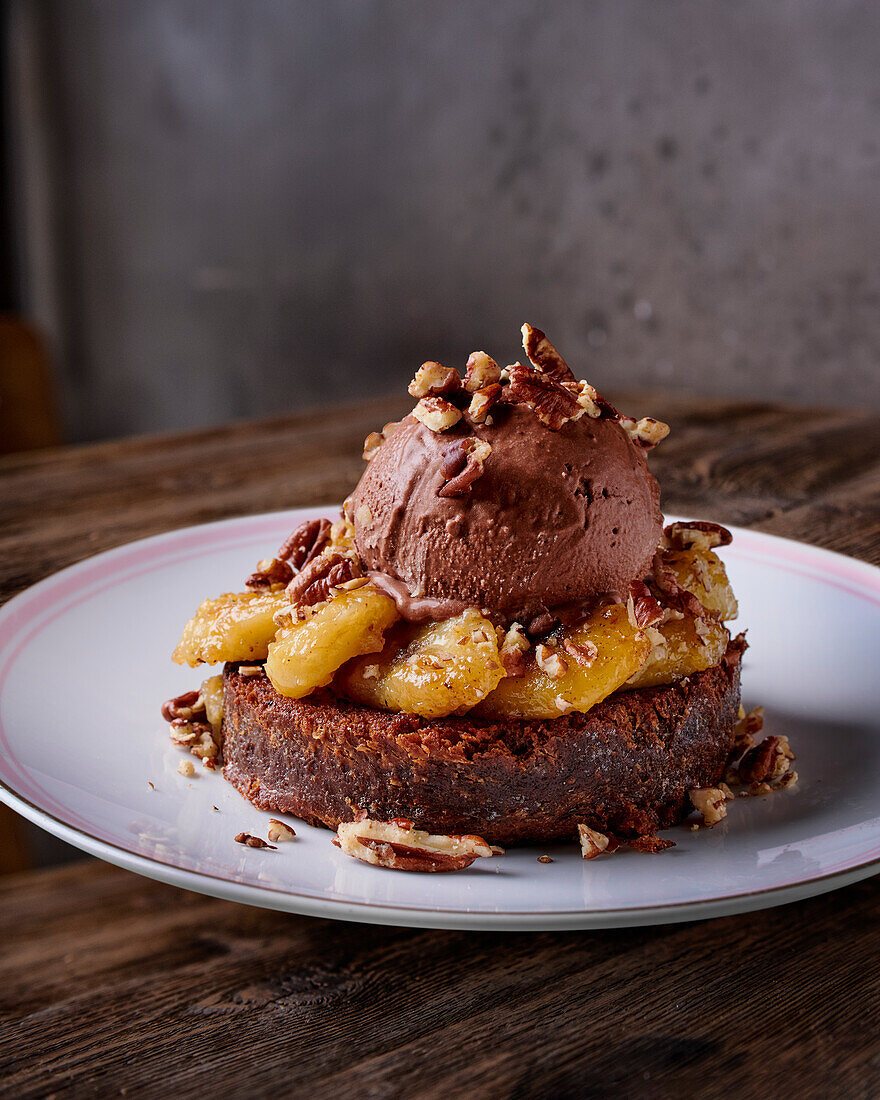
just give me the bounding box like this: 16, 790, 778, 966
620, 415, 670, 449
467, 383, 502, 424
577, 824, 616, 859
689, 786, 730, 826
438, 438, 492, 498
500, 622, 530, 677
169, 719, 219, 760
521, 323, 577, 384
535, 643, 568, 679
286, 550, 361, 610
506, 363, 585, 430
464, 351, 502, 392
562, 638, 598, 667
663, 521, 733, 553
161, 689, 205, 724
737, 735, 794, 785
335, 817, 494, 872
408, 361, 462, 399
626, 835, 675, 853
651, 551, 714, 620
234, 832, 277, 850
537, 855, 554, 864
277, 518, 332, 571
177, 759, 195, 777
628, 580, 664, 628
412, 396, 463, 432
268, 819, 296, 842
572, 380, 620, 420
245, 556, 294, 589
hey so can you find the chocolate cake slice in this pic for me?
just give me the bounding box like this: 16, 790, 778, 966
221, 639, 744, 845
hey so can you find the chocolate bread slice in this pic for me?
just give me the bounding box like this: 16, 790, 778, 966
221, 639, 744, 845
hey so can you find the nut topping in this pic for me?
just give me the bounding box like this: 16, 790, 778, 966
408, 361, 462, 399
627, 580, 664, 629
521, 323, 577, 385
267, 819, 296, 842
663, 521, 733, 553
506, 363, 585, 430
620, 415, 671, 450
535, 643, 568, 679
245, 557, 294, 589
277, 518, 332, 571
335, 816, 494, 872
286, 550, 361, 611
234, 832, 277, 850
467, 383, 502, 424
737, 735, 794, 785
689, 786, 731, 827
463, 351, 502, 392
161, 689, 204, 724
177, 759, 195, 777
499, 622, 530, 677
438, 437, 492, 498
412, 396, 463, 433
577, 824, 614, 859
562, 638, 598, 667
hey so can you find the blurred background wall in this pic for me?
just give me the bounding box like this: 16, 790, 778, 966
5, 0, 880, 446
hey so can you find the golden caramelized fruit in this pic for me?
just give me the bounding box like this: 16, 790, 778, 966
265, 585, 398, 700
475, 604, 650, 720
626, 615, 730, 690
338, 609, 505, 718
173, 588, 289, 667
665, 548, 738, 621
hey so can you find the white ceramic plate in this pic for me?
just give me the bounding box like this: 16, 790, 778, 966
2, 508, 879, 930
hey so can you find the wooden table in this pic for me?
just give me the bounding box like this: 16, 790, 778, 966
2, 393, 879, 1097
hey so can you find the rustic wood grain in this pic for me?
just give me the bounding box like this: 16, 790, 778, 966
1, 394, 879, 1097
1, 861, 880, 1099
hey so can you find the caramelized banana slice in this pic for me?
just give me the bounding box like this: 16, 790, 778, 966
338, 609, 505, 718
173, 588, 289, 667
625, 616, 730, 690
474, 604, 650, 720
266, 586, 398, 700
664, 548, 738, 620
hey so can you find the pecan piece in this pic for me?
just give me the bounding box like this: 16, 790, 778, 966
463, 351, 502, 392
438, 437, 492, 498
651, 551, 714, 620
245, 557, 294, 589
286, 550, 361, 610
268, 819, 296, 842
577, 824, 616, 859
408, 361, 462, 399
234, 832, 277, 850
628, 580, 664, 628
335, 817, 494, 872
620, 415, 670, 449
572, 380, 620, 420
161, 689, 205, 723
500, 622, 530, 677
663, 521, 733, 553
562, 638, 598, 667
412, 396, 463, 432
506, 363, 585, 430
521, 323, 577, 384
277, 518, 332, 571
535, 643, 568, 679
689, 786, 730, 827
467, 383, 502, 424
737, 735, 794, 785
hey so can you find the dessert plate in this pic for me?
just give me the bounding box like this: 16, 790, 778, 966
1, 508, 879, 931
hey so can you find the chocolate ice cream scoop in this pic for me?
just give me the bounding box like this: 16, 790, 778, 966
350, 403, 663, 627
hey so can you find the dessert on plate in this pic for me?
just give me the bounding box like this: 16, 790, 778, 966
164, 325, 795, 870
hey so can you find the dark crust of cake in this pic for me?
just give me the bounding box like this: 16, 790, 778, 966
221, 638, 744, 845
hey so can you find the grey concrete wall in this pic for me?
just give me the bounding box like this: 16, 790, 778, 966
11, 0, 880, 442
